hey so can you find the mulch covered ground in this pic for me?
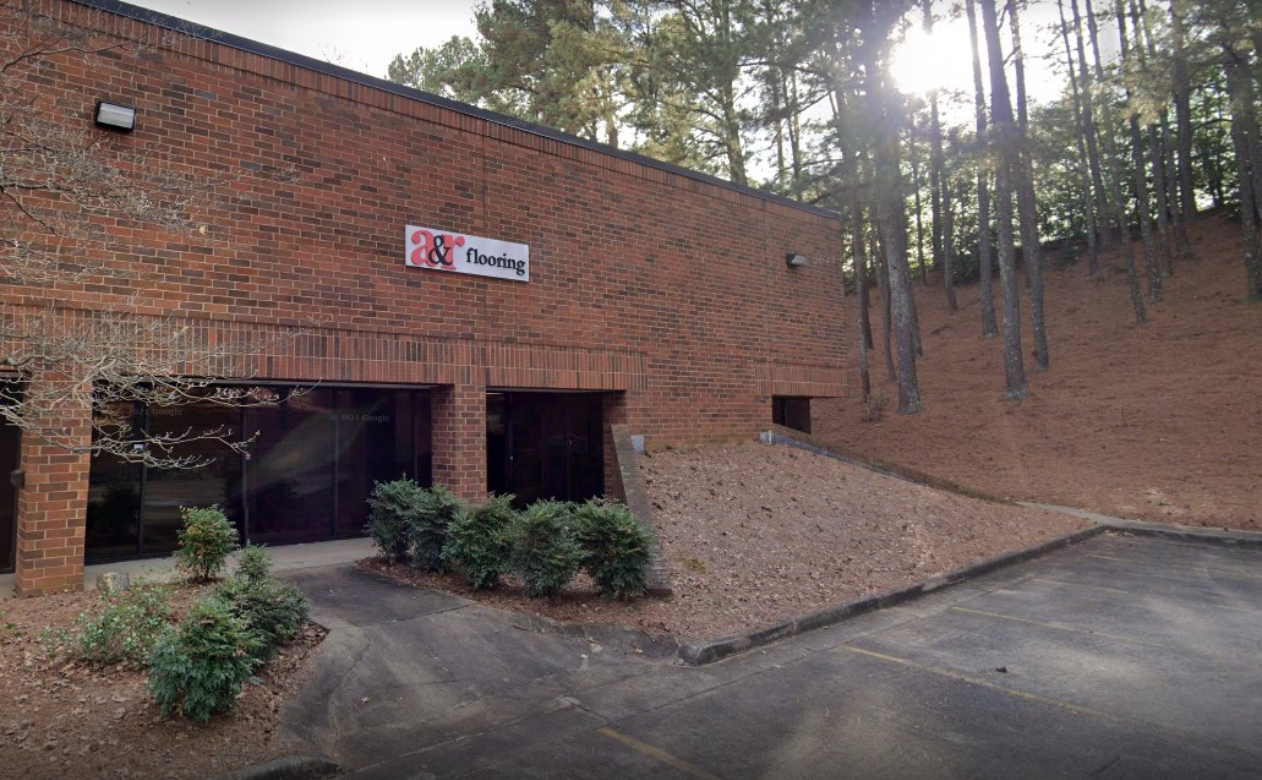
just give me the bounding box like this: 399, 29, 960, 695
367, 443, 1089, 641
815, 212, 1261, 531
0, 585, 324, 780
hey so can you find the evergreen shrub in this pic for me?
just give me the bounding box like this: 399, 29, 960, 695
365, 478, 427, 562
407, 485, 465, 572
147, 596, 261, 723
443, 494, 517, 589
575, 500, 656, 600
174, 505, 239, 583
509, 500, 583, 598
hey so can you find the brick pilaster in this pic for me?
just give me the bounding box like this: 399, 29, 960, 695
15, 375, 92, 596
431, 376, 487, 502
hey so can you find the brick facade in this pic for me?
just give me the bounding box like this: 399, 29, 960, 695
1, 0, 849, 593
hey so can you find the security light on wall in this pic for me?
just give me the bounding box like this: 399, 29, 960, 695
94, 101, 136, 132
786, 253, 808, 268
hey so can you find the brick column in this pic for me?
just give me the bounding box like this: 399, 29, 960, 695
15, 375, 93, 596
431, 376, 487, 502
602, 392, 628, 496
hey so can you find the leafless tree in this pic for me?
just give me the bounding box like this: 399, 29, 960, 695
1, 3, 303, 468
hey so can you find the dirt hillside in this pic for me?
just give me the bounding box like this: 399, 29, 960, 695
815, 212, 1261, 531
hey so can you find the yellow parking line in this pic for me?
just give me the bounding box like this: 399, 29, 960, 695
1087, 554, 1262, 583
598, 727, 725, 780
840, 644, 1137, 726
1032, 577, 1262, 613
948, 606, 1220, 662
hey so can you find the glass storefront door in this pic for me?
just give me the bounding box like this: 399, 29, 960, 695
0, 420, 19, 574
486, 392, 604, 506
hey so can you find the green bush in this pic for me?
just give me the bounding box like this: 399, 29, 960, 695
45, 583, 173, 667
365, 478, 427, 562
407, 485, 465, 572
147, 596, 262, 723
509, 500, 583, 598
235, 544, 272, 584
216, 577, 310, 658
575, 500, 657, 600
174, 505, 239, 583
443, 494, 517, 589
216, 545, 310, 657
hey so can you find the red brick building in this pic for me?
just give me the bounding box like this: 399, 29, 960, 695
0, 0, 848, 594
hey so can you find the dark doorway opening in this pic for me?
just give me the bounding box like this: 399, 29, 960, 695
86, 385, 432, 563
486, 392, 604, 506
0, 419, 18, 574
773, 396, 812, 434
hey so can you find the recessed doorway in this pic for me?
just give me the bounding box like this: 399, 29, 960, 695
486, 391, 604, 506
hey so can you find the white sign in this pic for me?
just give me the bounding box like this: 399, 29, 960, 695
404, 224, 530, 282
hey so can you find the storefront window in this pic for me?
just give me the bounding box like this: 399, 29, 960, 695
86, 385, 430, 562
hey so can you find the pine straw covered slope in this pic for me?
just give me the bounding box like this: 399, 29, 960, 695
816, 212, 1262, 531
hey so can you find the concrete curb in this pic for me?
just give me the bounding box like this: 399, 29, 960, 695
206, 755, 339, 780
1022, 503, 1262, 548
677, 524, 1106, 666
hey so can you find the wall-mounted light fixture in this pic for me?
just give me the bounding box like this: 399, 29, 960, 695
94, 101, 136, 132
785, 253, 808, 268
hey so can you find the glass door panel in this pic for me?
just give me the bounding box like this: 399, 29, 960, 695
0, 421, 21, 572
141, 400, 245, 554
244, 388, 335, 544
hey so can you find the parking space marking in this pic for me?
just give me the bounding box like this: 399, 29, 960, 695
948, 606, 1227, 664
598, 727, 725, 780
1086, 554, 1262, 583
1031, 578, 1262, 614
839, 645, 1139, 725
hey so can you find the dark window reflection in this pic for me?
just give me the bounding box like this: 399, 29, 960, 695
86, 403, 143, 562
487, 392, 604, 507
86, 386, 432, 562
143, 400, 245, 555
0, 419, 22, 573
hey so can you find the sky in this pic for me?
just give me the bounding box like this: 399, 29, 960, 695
127, 0, 1079, 107
125, 0, 480, 78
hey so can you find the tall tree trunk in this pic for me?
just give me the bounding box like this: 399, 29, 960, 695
867, 1, 922, 413
1117, 0, 1161, 304
1058, 0, 1101, 274
981, 0, 1028, 399
876, 228, 896, 381
910, 136, 929, 286
923, 0, 951, 314
1008, 0, 1049, 372
966, 0, 998, 337
1085, 0, 1146, 322
1224, 46, 1262, 302
943, 132, 958, 313
1170, 0, 1196, 220
1133, 0, 1175, 276
853, 198, 872, 401
1070, 0, 1112, 251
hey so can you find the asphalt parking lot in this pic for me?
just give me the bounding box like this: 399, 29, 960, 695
283, 533, 1262, 780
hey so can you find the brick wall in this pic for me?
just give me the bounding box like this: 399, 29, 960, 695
1, 0, 849, 586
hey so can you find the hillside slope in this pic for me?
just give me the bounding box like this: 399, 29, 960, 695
814, 213, 1262, 531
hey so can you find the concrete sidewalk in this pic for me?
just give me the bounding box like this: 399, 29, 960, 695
0, 537, 374, 598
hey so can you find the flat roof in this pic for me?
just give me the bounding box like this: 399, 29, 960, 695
73, 0, 841, 220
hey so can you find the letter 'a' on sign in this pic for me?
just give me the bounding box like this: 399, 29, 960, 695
404, 224, 530, 282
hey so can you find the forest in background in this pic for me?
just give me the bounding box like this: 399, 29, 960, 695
387, 0, 1262, 413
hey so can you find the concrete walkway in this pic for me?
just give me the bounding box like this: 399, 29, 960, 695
281, 533, 1262, 779
0, 537, 374, 598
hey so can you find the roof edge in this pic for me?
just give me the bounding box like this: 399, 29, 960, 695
69, 0, 842, 221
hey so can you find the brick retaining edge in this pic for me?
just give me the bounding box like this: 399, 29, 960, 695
608, 424, 673, 596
